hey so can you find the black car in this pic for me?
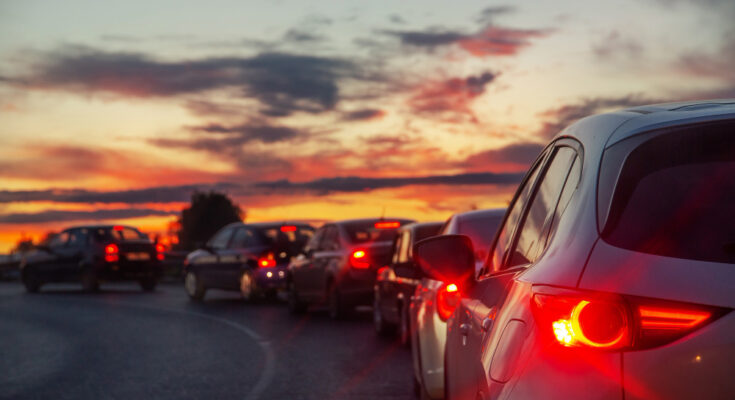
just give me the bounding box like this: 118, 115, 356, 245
373, 221, 443, 343
183, 222, 315, 301
20, 225, 163, 292
287, 218, 415, 319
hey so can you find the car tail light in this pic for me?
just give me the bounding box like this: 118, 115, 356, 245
155, 243, 165, 261
374, 221, 400, 229
349, 249, 370, 269
531, 287, 726, 350
105, 243, 119, 263
113, 225, 124, 231
436, 283, 460, 321
258, 252, 276, 268
280, 225, 297, 232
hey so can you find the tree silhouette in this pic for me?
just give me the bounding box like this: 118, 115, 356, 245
177, 191, 244, 250
11, 235, 34, 254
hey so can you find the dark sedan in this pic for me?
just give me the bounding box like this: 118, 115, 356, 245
373, 221, 443, 344
287, 218, 415, 319
20, 225, 163, 292
183, 222, 314, 301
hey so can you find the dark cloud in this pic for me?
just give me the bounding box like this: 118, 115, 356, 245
283, 29, 326, 43
0, 208, 177, 224
99, 34, 140, 43
461, 142, 545, 170
255, 171, 523, 194
592, 30, 644, 60
8, 47, 367, 117
389, 14, 406, 24
191, 122, 303, 143
476, 5, 516, 24
341, 108, 386, 121
382, 25, 548, 57
0, 184, 237, 204
409, 71, 497, 122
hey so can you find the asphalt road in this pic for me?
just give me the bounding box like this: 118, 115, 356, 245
0, 281, 415, 400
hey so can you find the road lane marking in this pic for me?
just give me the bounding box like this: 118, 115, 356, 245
109, 301, 276, 400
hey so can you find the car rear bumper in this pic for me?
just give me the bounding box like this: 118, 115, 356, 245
96, 262, 162, 281
253, 266, 288, 291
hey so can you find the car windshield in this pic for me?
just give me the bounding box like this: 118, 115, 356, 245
599, 120, 735, 264
344, 220, 411, 244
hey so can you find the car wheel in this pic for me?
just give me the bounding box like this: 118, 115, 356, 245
240, 271, 258, 302
22, 268, 42, 293
373, 290, 394, 335
287, 281, 307, 314
399, 302, 411, 347
139, 276, 157, 292
328, 283, 348, 320
184, 271, 206, 301
81, 267, 99, 293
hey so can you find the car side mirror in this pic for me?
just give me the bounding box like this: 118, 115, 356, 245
394, 263, 421, 279
413, 234, 475, 285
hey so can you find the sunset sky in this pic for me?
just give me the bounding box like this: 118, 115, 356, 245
1, 0, 734, 251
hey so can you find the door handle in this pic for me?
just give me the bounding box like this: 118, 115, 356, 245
460, 323, 470, 346
482, 317, 494, 332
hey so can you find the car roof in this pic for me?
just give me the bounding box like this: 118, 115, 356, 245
453, 208, 506, 222
399, 221, 443, 233
222, 221, 314, 229
558, 99, 735, 149
62, 224, 138, 231
328, 217, 415, 226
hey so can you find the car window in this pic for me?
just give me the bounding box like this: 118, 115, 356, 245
229, 227, 260, 249
391, 233, 403, 265
507, 147, 577, 268
48, 232, 69, 249
343, 220, 411, 243
397, 230, 411, 263
488, 151, 547, 273
68, 229, 88, 248
441, 216, 458, 235
208, 227, 234, 250
319, 225, 340, 251
544, 155, 581, 248
600, 121, 735, 264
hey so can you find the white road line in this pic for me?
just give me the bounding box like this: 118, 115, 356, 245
110, 301, 276, 400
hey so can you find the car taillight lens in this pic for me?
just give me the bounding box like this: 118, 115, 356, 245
105, 243, 119, 263
350, 249, 370, 269
155, 243, 165, 261
258, 253, 276, 268
531, 287, 725, 350
374, 221, 401, 229
436, 283, 460, 321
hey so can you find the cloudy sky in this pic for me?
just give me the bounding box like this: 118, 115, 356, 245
0, 0, 733, 250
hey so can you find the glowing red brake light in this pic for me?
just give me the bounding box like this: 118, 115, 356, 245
113, 225, 124, 231
531, 287, 725, 350
280, 225, 297, 232
436, 283, 460, 320
349, 249, 370, 269
105, 243, 119, 263
258, 252, 276, 268
155, 243, 166, 261
374, 221, 400, 229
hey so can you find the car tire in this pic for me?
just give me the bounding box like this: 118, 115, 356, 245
373, 289, 395, 336
184, 271, 206, 301
22, 267, 42, 293
399, 302, 411, 347
81, 267, 99, 293
139, 277, 157, 292
287, 281, 307, 314
328, 283, 349, 320
240, 271, 259, 302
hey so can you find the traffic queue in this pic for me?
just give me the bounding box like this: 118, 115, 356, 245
17, 101, 735, 400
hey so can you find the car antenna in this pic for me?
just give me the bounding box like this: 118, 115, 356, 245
379, 205, 386, 221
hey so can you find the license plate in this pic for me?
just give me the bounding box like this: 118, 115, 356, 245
126, 252, 150, 261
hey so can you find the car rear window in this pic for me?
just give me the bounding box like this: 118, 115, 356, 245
344, 220, 411, 244
93, 227, 149, 242
260, 226, 315, 248
414, 224, 442, 242
599, 120, 735, 264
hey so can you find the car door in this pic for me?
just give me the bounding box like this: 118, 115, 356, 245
292, 227, 324, 298
39, 231, 71, 280
448, 143, 582, 399
201, 226, 235, 288
63, 228, 89, 278
219, 227, 258, 289
310, 224, 340, 298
